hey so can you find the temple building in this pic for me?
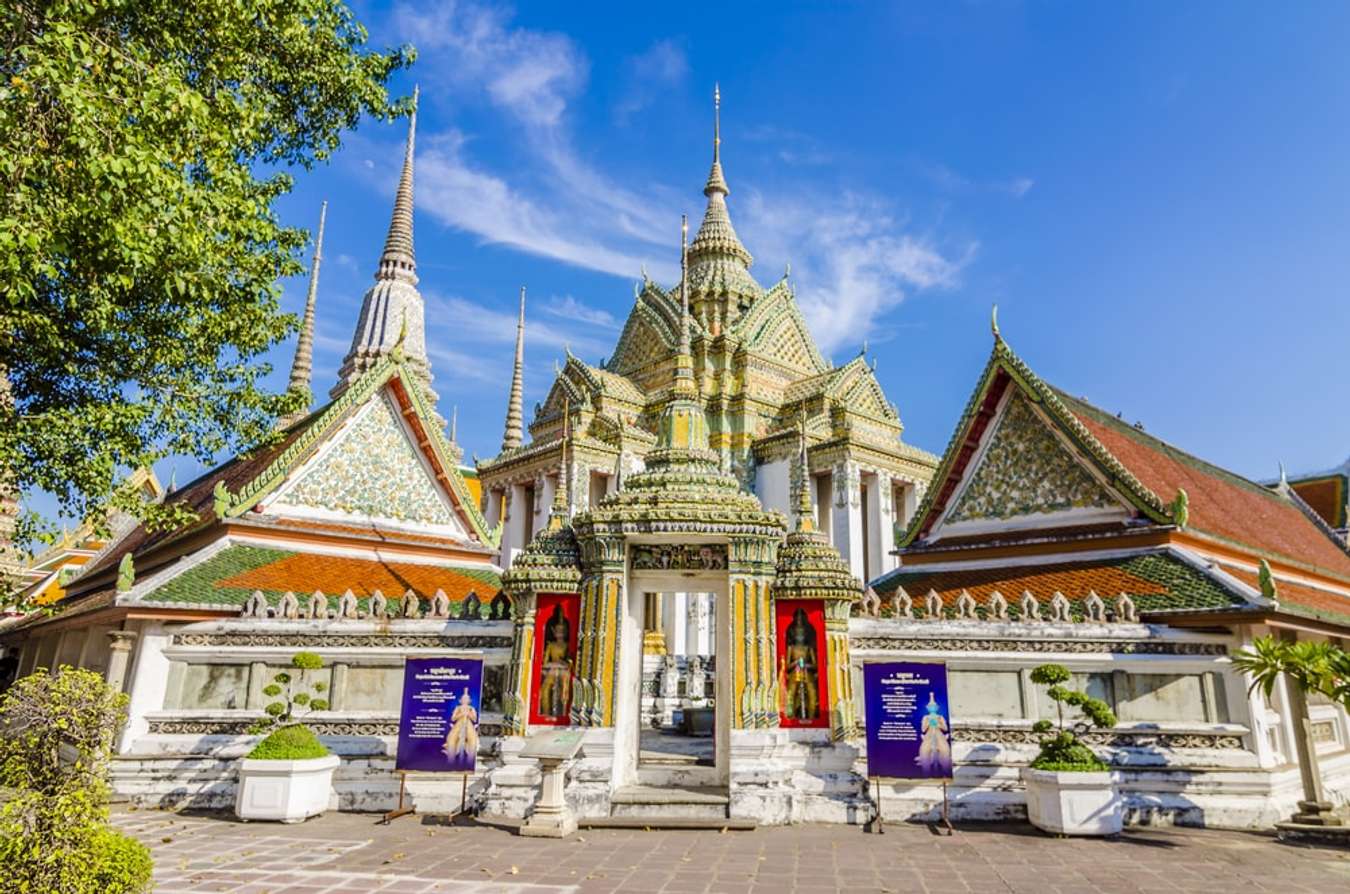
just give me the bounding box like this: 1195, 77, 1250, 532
477, 89, 937, 590
2, 86, 1347, 831
862, 318, 1350, 826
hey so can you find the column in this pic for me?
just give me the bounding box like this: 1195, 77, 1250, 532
532, 473, 554, 541
118, 622, 171, 753
1279, 630, 1337, 823
830, 462, 864, 581
502, 591, 538, 735
876, 473, 897, 575
663, 592, 688, 655
104, 629, 139, 693
504, 484, 524, 565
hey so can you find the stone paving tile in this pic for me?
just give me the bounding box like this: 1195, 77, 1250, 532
109, 806, 1350, 894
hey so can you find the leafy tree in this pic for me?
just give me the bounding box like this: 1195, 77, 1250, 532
1028, 663, 1118, 772
1232, 636, 1350, 709
0, 0, 413, 582
0, 666, 151, 893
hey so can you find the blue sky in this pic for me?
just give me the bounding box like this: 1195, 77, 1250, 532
98, 3, 1350, 515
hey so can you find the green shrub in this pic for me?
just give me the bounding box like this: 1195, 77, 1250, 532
1028, 663, 1116, 773
248, 724, 329, 760
0, 667, 151, 893
88, 827, 153, 893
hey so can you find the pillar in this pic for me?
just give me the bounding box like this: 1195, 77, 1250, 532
830, 462, 864, 581
823, 599, 859, 740
118, 622, 171, 753
502, 591, 538, 735
729, 537, 778, 730
1279, 630, 1339, 823
104, 629, 138, 692
572, 538, 624, 727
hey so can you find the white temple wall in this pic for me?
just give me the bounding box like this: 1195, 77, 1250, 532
109, 617, 514, 811
753, 458, 790, 519
845, 617, 1350, 828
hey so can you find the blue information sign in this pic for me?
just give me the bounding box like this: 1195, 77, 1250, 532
395, 657, 483, 773
863, 660, 953, 781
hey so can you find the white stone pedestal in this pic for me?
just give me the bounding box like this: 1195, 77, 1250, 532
519, 756, 576, 838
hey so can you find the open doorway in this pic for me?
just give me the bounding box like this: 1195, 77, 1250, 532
640, 591, 717, 769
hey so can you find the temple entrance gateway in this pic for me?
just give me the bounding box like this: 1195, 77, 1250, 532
622, 574, 729, 789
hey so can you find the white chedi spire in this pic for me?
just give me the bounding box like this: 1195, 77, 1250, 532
332, 86, 436, 404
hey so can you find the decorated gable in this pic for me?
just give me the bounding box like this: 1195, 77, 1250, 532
268, 390, 467, 534
942, 391, 1126, 532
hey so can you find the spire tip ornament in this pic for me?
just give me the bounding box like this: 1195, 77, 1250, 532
991, 303, 1001, 340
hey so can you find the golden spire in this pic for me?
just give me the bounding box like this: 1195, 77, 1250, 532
501, 286, 526, 451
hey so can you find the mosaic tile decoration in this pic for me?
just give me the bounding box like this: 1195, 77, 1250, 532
948, 391, 1117, 523
282, 391, 456, 526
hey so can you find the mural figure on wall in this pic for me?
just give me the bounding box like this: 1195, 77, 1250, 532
537, 603, 574, 720
917, 692, 952, 775
442, 687, 480, 770
778, 607, 820, 722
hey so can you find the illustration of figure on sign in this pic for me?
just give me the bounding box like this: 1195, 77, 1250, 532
916, 692, 952, 775
443, 688, 479, 770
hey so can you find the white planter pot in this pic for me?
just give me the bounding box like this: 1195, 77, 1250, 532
235, 753, 340, 823
1022, 767, 1122, 836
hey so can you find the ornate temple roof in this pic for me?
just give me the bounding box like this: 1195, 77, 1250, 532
66, 352, 494, 604
894, 318, 1350, 631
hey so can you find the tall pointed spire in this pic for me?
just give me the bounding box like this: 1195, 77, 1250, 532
687, 84, 755, 297
547, 396, 571, 528
280, 201, 326, 428
380, 85, 418, 285
501, 286, 527, 451
332, 86, 435, 404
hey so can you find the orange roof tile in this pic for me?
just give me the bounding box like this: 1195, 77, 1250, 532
1065, 395, 1350, 580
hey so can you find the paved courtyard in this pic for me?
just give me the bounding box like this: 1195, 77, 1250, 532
113, 806, 1350, 894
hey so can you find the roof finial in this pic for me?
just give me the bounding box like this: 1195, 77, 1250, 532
1278, 461, 1288, 489
991, 303, 1001, 340
713, 82, 721, 167
281, 200, 326, 427
450, 405, 458, 443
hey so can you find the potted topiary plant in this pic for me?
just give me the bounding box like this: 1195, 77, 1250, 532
1021, 663, 1122, 836
235, 651, 339, 823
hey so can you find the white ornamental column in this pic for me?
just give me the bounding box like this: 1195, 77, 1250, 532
830, 461, 864, 581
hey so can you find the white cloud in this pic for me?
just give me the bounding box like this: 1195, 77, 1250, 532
739, 190, 972, 355
375, 1, 968, 358
392, 1, 586, 128
614, 40, 688, 122
541, 295, 620, 330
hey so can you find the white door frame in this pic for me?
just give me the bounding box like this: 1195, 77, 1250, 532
616, 569, 730, 788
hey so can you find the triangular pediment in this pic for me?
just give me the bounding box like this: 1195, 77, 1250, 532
736, 285, 828, 375
267, 388, 468, 536
609, 293, 679, 377
935, 390, 1130, 537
